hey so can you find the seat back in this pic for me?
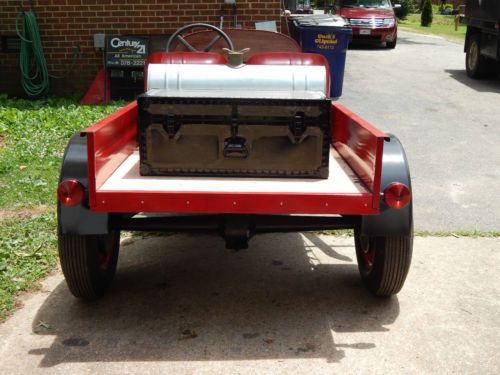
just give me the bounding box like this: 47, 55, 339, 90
146, 51, 228, 65
246, 52, 331, 96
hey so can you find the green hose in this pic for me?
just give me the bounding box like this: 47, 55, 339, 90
16, 11, 50, 97
16, 11, 79, 97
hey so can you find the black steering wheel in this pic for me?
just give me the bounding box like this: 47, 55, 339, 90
166, 23, 234, 52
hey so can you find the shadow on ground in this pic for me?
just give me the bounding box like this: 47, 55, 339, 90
396, 34, 441, 46
29, 232, 399, 367
445, 69, 500, 93
348, 34, 441, 51
348, 43, 389, 51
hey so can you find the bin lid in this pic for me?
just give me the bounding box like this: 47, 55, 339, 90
294, 15, 349, 28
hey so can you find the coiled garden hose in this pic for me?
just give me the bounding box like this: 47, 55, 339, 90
16, 11, 79, 97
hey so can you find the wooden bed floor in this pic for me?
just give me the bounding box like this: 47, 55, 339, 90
99, 147, 368, 195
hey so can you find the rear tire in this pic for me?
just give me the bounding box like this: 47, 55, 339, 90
466, 33, 495, 78
354, 228, 412, 297
59, 229, 120, 300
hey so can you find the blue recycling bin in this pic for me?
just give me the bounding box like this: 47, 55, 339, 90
294, 16, 352, 98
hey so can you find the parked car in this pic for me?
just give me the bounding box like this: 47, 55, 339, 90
296, 0, 313, 14
334, 0, 398, 48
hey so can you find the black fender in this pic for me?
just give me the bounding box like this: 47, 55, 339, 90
361, 135, 413, 237
464, 26, 474, 53
58, 133, 109, 235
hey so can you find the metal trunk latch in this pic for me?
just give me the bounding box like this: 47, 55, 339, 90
163, 113, 178, 139
291, 112, 306, 141
223, 116, 248, 159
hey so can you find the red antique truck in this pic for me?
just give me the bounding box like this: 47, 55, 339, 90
57, 24, 413, 300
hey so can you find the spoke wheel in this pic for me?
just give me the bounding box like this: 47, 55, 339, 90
166, 23, 234, 52
358, 235, 376, 274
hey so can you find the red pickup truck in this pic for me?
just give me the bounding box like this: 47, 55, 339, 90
334, 0, 398, 48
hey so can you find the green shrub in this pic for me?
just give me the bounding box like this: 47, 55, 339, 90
396, 0, 414, 20
421, 0, 433, 26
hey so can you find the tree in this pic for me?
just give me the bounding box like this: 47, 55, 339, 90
421, 0, 433, 26
395, 0, 414, 21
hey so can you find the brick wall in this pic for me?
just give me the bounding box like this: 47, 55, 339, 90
0, 0, 282, 97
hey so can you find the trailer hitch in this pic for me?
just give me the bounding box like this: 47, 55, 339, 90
224, 215, 252, 250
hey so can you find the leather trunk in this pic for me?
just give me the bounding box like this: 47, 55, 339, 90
137, 93, 331, 179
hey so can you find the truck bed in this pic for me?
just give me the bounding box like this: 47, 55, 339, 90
94, 146, 373, 215
83, 101, 386, 215
464, 0, 500, 21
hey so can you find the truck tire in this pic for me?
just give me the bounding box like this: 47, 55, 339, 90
354, 228, 413, 297
58, 229, 120, 300
466, 33, 495, 78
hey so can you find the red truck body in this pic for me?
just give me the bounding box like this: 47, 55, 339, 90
83, 101, 385, 216
57, 26, 413, 300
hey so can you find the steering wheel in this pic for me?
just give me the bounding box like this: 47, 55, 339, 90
166, 23, 234, 52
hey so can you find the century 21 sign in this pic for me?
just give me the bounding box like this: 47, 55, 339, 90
109, 37, 147, 54
105, 36, 150, 68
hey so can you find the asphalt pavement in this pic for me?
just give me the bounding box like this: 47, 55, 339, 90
341, 31, 500, 232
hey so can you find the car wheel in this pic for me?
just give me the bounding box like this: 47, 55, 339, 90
354, 228, 412, 297
386, 35, 397, 49
466, 33, 495, 78
59, 229, 120, 300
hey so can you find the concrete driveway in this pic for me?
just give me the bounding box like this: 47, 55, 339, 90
1, 233, 499, 374
1, 31, 499, 374
341, 31, 500, 231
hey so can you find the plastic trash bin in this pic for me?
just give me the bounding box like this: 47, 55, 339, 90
294, 15, 352, 98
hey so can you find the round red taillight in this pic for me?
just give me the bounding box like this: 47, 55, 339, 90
57, 179, 85, 206
383, 182, 411, 209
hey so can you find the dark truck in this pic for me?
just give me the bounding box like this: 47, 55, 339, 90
463, 0, 500, 78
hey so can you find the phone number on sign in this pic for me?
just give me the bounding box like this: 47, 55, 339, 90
316, 45, 335, 50
117, 59, 146, 66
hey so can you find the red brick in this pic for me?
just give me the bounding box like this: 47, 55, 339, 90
0, 0, 281, 95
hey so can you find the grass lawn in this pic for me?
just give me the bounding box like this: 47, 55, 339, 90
399, 13, 466, 42
0, 96, 123, 320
